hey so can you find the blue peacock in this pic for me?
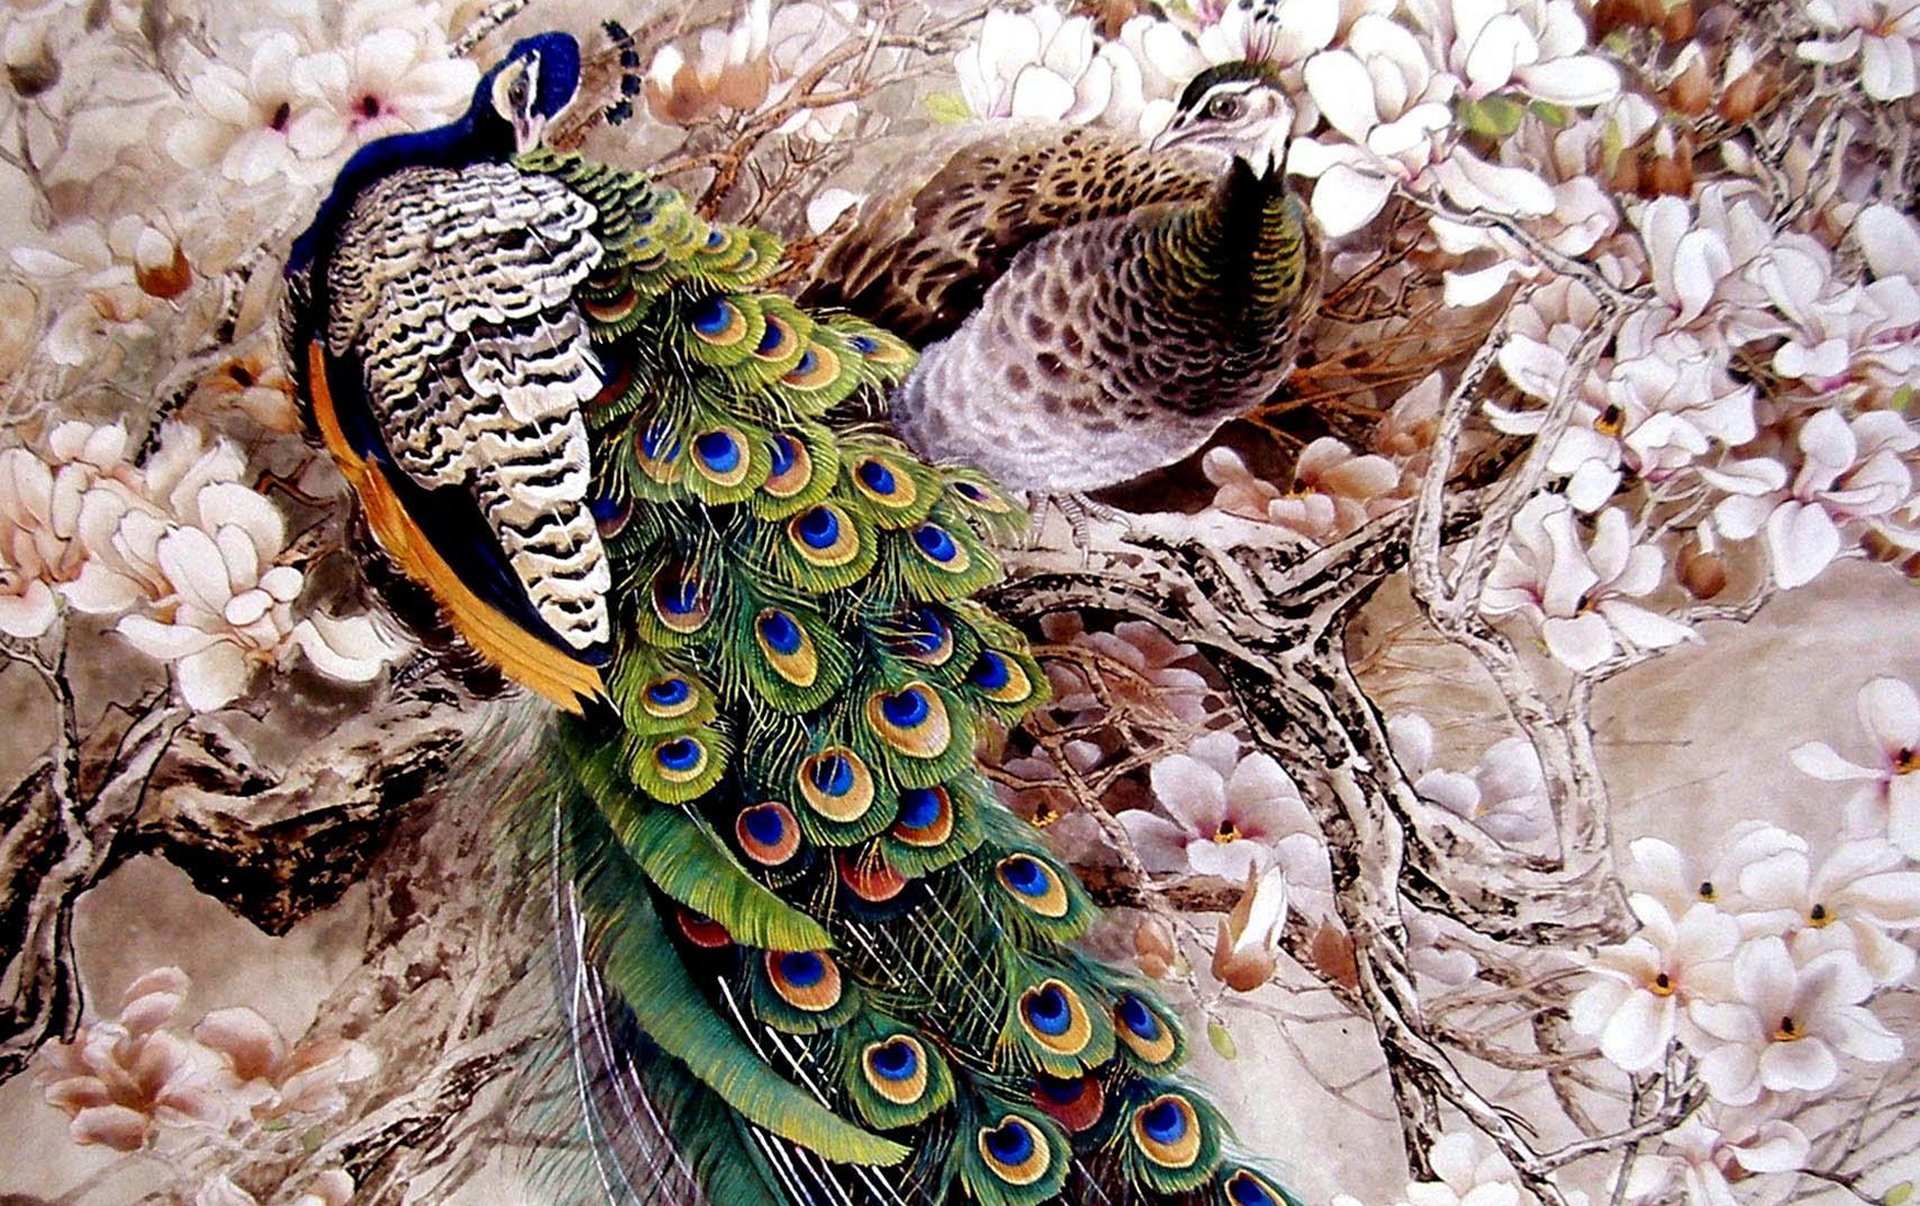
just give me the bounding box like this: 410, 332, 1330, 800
285, 28, 1310, 1206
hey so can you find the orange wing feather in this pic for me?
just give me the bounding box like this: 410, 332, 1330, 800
307, 341, 605, 713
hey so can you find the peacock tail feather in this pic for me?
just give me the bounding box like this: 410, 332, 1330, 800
509, 146, 1298, 1206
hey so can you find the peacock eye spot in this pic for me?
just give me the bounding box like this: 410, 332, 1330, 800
985, 1120, 1034, 1164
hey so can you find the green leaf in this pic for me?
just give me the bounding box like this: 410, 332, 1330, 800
1529, 100, 1570, 127
925, 92, 974, 124
1886, 1184, 1914, 1206
1892, 384, 1913, 412
1207, 1018, 1238, 1060
1458, 95, 1524, 138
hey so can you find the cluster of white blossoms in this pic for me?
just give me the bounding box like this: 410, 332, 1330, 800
0, 421, 405, 710
1570, 815, 1916, 1194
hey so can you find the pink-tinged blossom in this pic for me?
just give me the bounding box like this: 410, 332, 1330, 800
295, 25, 477, 153
1627, 827, 1807, 924
1754, 234, 1920, 405
165, 33, 343, 189
1480, 494, 1696, 673
990, 740, 1113, 866
1492, 313, 1755, 512
1629, 190, 1782, 347
1041, 613, 1212, 725
1799, 0, 1920, 101
1792, 676, 1920, 853
1388, 715, 1550, 843
1690, 939, 1901, 1105
34, 967, 227, 1151
1202, 441, 1403, 545
1654, 1114, 1810, 1206
193, 1006, 376, 1122
1403, 0, 1621, 104
1570, 894, 1738, 1072
1704, 410, 1918, 589
1291, 14, 1555, 237
956, 4, 1119, 123
1124, 730, 1326, 888
1739, 839, 1920, 985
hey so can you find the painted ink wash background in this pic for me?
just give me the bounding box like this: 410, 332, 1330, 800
1, 0, 1918, 1204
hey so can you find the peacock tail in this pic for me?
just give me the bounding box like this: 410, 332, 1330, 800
514, 146, 1298, 1206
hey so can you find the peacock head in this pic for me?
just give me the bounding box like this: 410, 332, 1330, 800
478, 31, 582, 154
1149, 61, 1296, 179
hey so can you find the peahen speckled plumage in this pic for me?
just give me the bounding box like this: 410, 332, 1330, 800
805, 61, 1323, 496
285, 31, 1300, 1206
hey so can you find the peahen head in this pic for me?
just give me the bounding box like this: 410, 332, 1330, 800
1149, 61, 1295, 178
475, 31, 582, 155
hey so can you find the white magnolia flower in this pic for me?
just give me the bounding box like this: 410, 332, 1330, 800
1627, 827, 1808, 923
1481, 495, 1696, 673
1404, 0, 1621, 105
1630, 190, 1783, 348
1740, 839, 1920, 985
1705, 410, 1918, 589
1125, 730, 1332, 900
295, 25, 477, 156
1295, 14, 1548, 238
1492, 314, 1755, 511
1571, 894, 1738, 1072
1754, 233, 1920, 406
1388, 715, 1550, 843
1792, 677, 1920, 853
1042, 613, 1212, 724
1800, 0, 1920, 100
1690, 938, 1901, 1105
166, 33, 344, 188
1202, 440, 1402, 545
957, 4, 1117, 123
1656, 1114, 1810, 1206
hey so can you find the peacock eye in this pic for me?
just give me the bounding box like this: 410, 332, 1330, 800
509, 72, 530, 111
1206, 94, 1243, 120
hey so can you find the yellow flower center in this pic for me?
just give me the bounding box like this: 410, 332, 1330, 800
1212, 820, 1242, 845
1808, 902, 1832, 928
1896, 748, 1919, 775
1698, 880, 1717, 902
1594, 403, 1626, 437
1773, 1015, 1803, 1042
1647, 971, 1675, 998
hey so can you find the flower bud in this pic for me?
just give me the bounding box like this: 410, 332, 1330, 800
1661, 1, 1696, 42
1134, 915, 1176, 979
135, 229, 191, 300
1667, 53, 1711, 116
1678, 545, 1727, 599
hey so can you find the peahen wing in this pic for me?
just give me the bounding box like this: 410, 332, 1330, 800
310, 161, 614, 708
800, 125, 1218, 346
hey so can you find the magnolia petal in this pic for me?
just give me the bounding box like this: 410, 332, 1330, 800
1311, 164, 1395, 237
177, 642, 252, 712
1765, 501, 1841, 589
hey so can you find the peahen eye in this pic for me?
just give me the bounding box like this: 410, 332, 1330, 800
1206, 94, 1243, 120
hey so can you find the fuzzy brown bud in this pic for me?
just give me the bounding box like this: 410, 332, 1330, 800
1717, 68, 1771, 123
1661, 0, 1697, 41
1668, 54, 1712, 115
1134, 915, 1177, 979
1678, 546, 1727, 599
